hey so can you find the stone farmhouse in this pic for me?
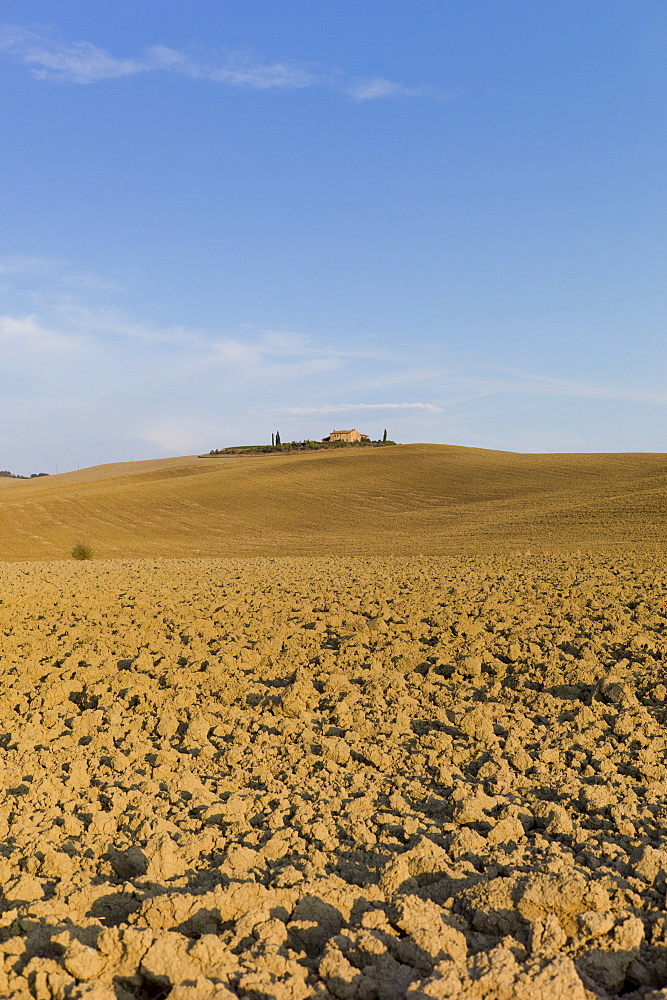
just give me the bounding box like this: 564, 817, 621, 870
322, 428, 367, 443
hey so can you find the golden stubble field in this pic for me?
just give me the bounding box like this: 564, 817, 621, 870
1, 444, 666, 560
0, 554, 666, 999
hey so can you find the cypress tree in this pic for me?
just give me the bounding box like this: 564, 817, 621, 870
272, 433, 275, 446
276, 431, 281, 446
383, 428, 387, 442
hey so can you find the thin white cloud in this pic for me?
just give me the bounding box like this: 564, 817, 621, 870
0, 314, 79, 359
0, 254, 61, 275
48, 307, 356, 385
0, 302, 352, 410
278, 402, 443, 416
56, 304, 201, 346
344, 77, 431, 101
207, 339, 263, 366
141, 418, 235, 455
0, 27, 145, 83
489, 367, 667, 407
0, 255, 122, 292
54, 305, 338, 370
0, 25, 431, 99
360, 364, 667, 410
201, 50, 321, 91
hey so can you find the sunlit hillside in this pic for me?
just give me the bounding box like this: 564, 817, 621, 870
0, 444, 665, 560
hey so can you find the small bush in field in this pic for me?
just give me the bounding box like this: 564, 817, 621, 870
71, 540, 93, 560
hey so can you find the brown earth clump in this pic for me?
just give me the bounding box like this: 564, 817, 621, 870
0, 554, 666, 998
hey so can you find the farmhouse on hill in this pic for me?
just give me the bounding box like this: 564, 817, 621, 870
322, 428, 367, 443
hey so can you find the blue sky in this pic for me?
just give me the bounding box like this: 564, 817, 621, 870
1, 1, 666, 474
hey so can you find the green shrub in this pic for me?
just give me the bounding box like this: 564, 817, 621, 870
71, 540, 93, 560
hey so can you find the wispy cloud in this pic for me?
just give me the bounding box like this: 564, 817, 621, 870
0, 314, 79, 360
0, 25, 432, 100
489, 366, 667, 407
359, 363, 667, 411
0, 255, 61, 275
0, 300, 353, 408
278, 402, 443, 416
344, 77, 432, 101
141, 418, 236, 455
0, 26, 146, 83
52, 304, 344, 374
0, 255, 122, 292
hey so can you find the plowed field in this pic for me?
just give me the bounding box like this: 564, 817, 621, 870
0, 555, 666, 998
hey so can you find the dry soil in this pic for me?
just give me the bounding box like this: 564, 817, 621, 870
0, 554, 666, 999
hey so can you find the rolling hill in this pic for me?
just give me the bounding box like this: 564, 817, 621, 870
0, 444, 665, 560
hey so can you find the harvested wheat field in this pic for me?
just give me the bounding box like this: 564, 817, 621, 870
0, 553, 666, 998
1, 445, 667, 560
